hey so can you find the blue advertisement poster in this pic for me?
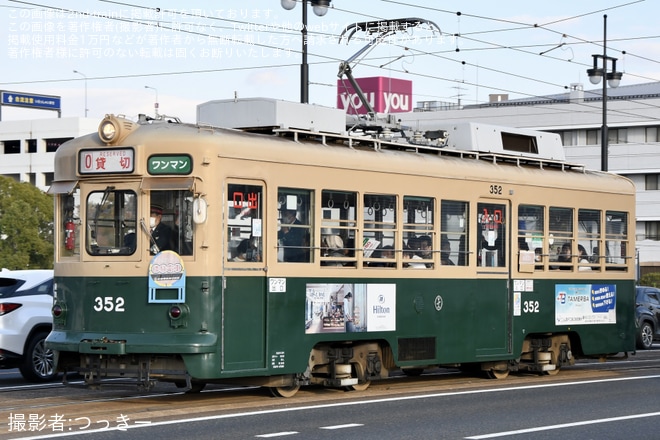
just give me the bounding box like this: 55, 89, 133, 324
555, 284, 616, 325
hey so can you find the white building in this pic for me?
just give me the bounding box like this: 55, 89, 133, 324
0, 117, 98, 191
399, 82, 660, 274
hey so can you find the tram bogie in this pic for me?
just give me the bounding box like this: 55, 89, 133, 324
46, 99, 637, 398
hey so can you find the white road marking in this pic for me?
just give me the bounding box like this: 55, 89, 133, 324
465, 411, 660, 439
255, 431, 299, 438
320, 423, 364, 429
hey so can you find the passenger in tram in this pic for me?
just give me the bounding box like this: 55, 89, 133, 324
557, 243, 572, 270
403, 239, 426, 269
231, 239, 250, 262
441, 238, 454, 265
342, 237, 357, 267
578, 244, 592, 271
322, 235, 345, 266
278, 210, 307, 262
417, 235, 434, 268
534, 247, 544, 270
149, 204, 175, 254
370, 245, 395, 267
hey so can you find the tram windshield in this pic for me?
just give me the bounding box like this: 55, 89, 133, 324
82, 188, 194, 256
86, 188, 137, 256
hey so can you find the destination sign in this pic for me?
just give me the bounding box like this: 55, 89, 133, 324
79, 148, 135, 174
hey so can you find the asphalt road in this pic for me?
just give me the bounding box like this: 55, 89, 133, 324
1, 347, 659, 440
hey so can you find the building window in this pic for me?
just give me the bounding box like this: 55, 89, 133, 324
586, 130, 599, 145
3, 140, 20, 154
645, 126, 659, 143
27, 139, 37, 153
645, 222, 660, 241
645, 174, 660, 190
45, 137, 73, 153
554, 130, 577, 146
608, 128, 627, 144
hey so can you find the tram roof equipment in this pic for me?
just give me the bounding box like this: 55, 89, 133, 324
196, 97, 578, 171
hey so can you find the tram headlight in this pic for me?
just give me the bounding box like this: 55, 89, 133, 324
98, 114, 139, 145
99, 117, 118, 143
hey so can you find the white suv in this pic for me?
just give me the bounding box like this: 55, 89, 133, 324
0, 269, 57, 382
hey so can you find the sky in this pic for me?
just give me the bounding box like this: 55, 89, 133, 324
0, 0, 658, 123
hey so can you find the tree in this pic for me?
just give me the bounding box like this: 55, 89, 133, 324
0, 176, 53, 269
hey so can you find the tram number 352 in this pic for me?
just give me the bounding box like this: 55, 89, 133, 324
93, 296, 126, 312
523, 300, 540, 313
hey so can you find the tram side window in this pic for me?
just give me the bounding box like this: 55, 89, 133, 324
86, 189, 137, 256
518, 205, 544, 271
578, 209, 601, 271
60, 188, 81, 258
321, 190, 357, 267
278, 188, 312, 263
403, 196, 435, 269
363, 194, 397, 268
225, 184, 263, 263
549, 207, 574, 270
605, 211, 629, 271
441, 200, 469, 266
477, 202, 506, 267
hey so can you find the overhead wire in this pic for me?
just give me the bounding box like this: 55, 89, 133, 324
3, 0, 659, 123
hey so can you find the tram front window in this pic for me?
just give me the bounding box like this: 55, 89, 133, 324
150, 190, 195, 256
86, 188, 137, 255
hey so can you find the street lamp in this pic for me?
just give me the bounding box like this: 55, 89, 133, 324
280, 0, 332, 103
144, 85, 159, 117
586, 14, 623, 172
73, 70, 88, 117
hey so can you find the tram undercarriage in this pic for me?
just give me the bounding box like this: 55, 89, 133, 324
56, 334, 586, 397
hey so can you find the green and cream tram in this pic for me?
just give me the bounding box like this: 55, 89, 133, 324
47, 99, 636, 396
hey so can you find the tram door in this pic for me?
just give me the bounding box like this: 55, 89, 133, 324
222, 181, 268, 371
475, 200, 512, 356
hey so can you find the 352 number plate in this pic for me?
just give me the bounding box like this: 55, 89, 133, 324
93, 296, 125, 312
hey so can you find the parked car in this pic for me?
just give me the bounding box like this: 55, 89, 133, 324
635, 286, 660, 350
0, 269, 57, 381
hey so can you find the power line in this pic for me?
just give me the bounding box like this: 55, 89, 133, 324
4, 0, 659, 120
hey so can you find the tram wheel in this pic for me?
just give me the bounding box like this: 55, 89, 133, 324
269, 384, 301, 398
486, 368, 510, 380
543, 367, 560, 376
347, 379, 371, 392
542, 349, 561, 376
345, 362, 371, 391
